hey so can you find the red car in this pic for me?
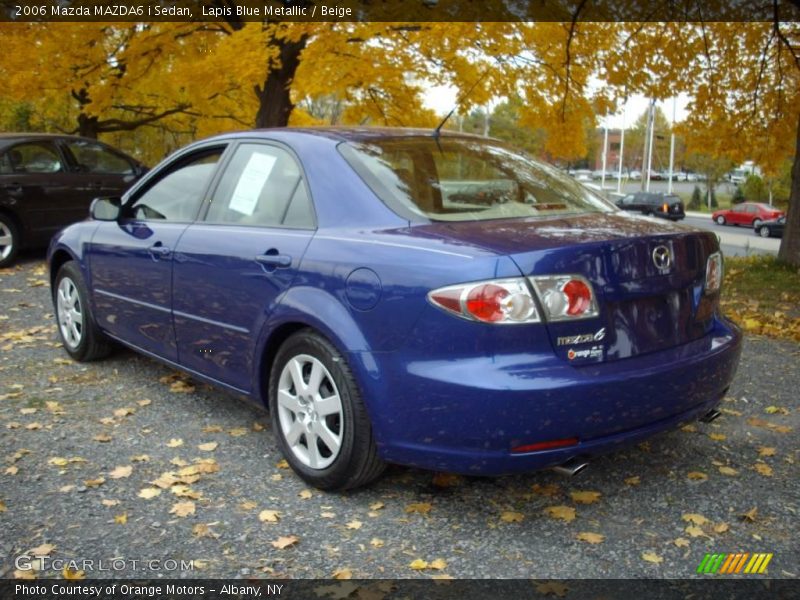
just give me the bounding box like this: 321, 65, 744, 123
712, 202, 785, 229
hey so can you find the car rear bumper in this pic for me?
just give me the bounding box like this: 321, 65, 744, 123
352, 315, 742, 475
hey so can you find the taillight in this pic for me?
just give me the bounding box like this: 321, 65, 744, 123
428, 279, 539, 324
428, 275, 599, 324
705, 252, 723, 294
529, 275, 599, 321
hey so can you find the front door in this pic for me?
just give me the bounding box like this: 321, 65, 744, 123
88, 146, 226, 361
172, 141, 316, 391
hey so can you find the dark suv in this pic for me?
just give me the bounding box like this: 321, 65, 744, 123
616, 192, 685, 221
0, 133, 146, 267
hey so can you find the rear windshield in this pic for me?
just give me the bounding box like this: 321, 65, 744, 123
338, 136, 616, 222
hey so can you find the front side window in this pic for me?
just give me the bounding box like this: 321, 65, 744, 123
128, 149, 223, 221
3, 142, 63, 174
205, 143, 314, 229
65, 140, 134, 175
339, 136, 615, 222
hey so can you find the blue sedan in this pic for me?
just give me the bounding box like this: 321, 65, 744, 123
48, 128, 742, 490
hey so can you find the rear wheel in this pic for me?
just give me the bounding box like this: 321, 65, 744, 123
54, 261, 112, 361
269, 330, 385, 490
759, 225, 771, 238
0, 215, 19, 268
715, 215, 726, 226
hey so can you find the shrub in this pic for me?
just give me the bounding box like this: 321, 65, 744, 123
732, 185, 745, 204
689, 185, 702, 209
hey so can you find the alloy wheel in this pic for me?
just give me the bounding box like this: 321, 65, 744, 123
0, 221, 13, 260
56, 276, 83, 349
276, 354, 344, 470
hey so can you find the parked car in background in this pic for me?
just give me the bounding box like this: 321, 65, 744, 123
49, 128, 740, 490
711, 202, 784, 229
615, 191, 686, 220
755, 215, 785, 238
628, 170, 642, 180
0, 133, 146, 267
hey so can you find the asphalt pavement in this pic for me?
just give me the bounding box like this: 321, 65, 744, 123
0, 258, 797, 581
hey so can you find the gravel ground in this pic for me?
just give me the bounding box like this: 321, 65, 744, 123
0, 255, 798, 581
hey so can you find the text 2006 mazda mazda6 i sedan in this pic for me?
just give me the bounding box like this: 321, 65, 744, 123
48, 128, 742, 490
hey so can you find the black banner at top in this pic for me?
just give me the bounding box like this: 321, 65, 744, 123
1, 0, 800, 23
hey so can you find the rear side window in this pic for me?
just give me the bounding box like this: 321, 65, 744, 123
3, 142, 63, 174
339, 136, 615, 222
128, 149, 223, 221
205, 143, 314, 229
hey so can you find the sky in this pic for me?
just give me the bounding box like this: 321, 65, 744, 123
422, 86, 693, 130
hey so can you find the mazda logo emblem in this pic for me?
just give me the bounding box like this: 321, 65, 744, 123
652, 245, 672, 270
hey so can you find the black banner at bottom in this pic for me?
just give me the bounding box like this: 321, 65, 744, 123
2, 579, 798, 600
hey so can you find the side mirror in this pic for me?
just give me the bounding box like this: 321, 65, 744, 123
90, 197, 122, 221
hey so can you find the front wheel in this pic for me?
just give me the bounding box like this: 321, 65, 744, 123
268, 330, 385, 490
54, 261, 112, 361
0, 215, 20, 268
759, 225, 771, 238
715, 215, 726, 226
752, 218, 762, 229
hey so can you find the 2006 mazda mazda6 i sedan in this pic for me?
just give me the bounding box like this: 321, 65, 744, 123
48, 128, 742, 490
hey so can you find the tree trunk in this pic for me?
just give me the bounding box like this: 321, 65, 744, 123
778, 111, 800, 266
254, 34, 308, 128
77, 113, 100, 139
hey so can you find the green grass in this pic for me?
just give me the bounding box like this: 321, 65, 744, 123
676, 192, 733, 212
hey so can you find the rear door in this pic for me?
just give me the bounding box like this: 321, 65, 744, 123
0, 140, 85, 243
88, 145, 227, 361
172, 141, 316, 391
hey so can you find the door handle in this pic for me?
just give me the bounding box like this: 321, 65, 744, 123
255, 251, 292, 268
148, 243, 172, 259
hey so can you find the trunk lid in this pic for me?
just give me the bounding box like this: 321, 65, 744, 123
413, 212, 720, 363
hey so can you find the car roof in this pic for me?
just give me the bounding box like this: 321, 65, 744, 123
0, 132, 105, 144
208, 126, 489, 144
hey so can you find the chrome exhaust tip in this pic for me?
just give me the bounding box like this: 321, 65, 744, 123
552, 458, 589, 477
699, 409, 721, 423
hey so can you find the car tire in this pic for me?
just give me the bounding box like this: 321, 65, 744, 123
715, 215, 726, 225
269, 329, 386, 490
53, 261, 113, 362
759, 225, 771, 238
0, 214, 20, 269
752, 218, 762, 229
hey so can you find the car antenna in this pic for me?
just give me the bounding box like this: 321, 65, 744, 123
432, 66, 492, 147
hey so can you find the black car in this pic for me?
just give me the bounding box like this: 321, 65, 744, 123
755, 215, 785, 238
0, 133, 146, 267
616, 191, 686, 221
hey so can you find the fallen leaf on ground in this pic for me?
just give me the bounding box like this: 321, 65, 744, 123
109, 466, 132, 479
346, 520, 363, 530
409, 559, 428, 570
259, 510, 280, 523
531, 483, 561, 496
687, 471, 708, 481
576, 532, 604, 544
228, 427, 248, 436
48, 457, 69, 467
271, 535, 298, 549
198, 442, 218, 452
332, 568, 353, 580
114, 513, 127, 524
170, 501, 196, 518
753, 462, 773, 477
570, 491, 601, 504
739, 507, 758, 522
113, 407, 135, 418
93, 434, 112, 443
30, 543, 55, 556
193, 523, 217, 538
674, 538, 690, 547
6, 465, 19, 475
101, 499, 119, 507
624, 476, 640, 486
132, 454, 150, 462
429, 558, 448, 570
138, 399, 152, 407
84, 477, 105, 488
642, 552, 663, 564
169, 380, 195, 393
764, 405, 789, 415
370, 538, 384, 548
714, 522, 730, 534
239, 501, 257, 511
62, 567, 85, 580
544, 506, 576, 522
718, 466, 739, 476
500, 511, 525, 523
138, 488, 161, 499
685, 525, 708, 538
275, 459, 289, 469
708, 433, 726, 441
406, 502, 432, 514
369, 501, 384, 511
682, 513, 709, 526
432, 473, 463, 487
167, 439, 184, 448
757, 447, 776, 457
298, 489, 313, 499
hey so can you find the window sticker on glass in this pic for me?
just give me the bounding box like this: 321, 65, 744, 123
228, 152, 277, 215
